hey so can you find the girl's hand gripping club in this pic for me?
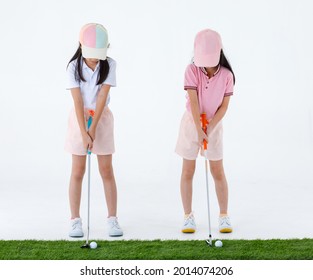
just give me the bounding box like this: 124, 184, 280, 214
87, 110, 95, 154
201, 113, 209, 158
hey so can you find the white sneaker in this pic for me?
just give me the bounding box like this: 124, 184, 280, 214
108, 217, 123, 237
69, 217, 84, 237
219, 215, 233, 233
181, 213, 196, 233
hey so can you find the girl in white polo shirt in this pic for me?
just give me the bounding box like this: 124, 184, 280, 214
175, 29, 235, 234
65, 23, 123, 237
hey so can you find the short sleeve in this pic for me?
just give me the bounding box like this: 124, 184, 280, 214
184, 64, 198, 91
224, 72, 234, 97
103, 58, 116, 87
66, 61, 80, 89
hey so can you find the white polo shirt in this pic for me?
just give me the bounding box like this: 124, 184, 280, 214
66, 57, 116, 109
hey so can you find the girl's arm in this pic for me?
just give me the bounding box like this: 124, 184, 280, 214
188, 89, 208, 145
88, 84, 111, 140
71, 88, 93, 150
207, 96, 231, 135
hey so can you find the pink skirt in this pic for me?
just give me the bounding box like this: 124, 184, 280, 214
65, 107, 115, 155
175, 111, 223, 161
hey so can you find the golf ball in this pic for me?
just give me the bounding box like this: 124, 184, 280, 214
90, 241, 97, 249
215, 240, 223, 247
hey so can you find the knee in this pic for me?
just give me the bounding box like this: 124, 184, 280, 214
210, 165, 225, 181
99, 165, 114, 181
182, 166, 195, 180
71, 166, 85, 181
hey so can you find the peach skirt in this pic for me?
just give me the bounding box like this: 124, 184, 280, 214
65, 107, 115, 155
175, 111, 223, 161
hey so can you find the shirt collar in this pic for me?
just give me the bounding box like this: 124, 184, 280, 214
82, 58, 100, 71
200, 64, 221, 77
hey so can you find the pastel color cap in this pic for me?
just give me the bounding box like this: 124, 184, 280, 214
194, 29, 222, 67
79, 23, 109, 60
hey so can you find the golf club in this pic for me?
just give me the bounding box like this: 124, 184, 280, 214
81, 110, 94, 249
201, 113, 212, 247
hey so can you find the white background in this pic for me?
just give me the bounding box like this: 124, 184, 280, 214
0, 0, 313, 241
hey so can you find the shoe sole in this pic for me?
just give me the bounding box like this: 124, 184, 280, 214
219, 228, 232, 233
109, 233, 123, 237
182, 228, 196, 233
69, 234, 84, 238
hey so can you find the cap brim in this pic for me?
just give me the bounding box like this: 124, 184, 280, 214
82, 45, 107, 60
194, 52, 220, 67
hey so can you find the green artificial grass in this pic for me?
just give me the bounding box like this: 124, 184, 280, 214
0, 239, 312, 260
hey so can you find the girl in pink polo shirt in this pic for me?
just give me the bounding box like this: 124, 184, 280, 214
175, 29, 235, 234
65, 23, 123, 238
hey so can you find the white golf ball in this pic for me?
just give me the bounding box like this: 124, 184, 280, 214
90, 241, 97, 249
215, 240, 223, 247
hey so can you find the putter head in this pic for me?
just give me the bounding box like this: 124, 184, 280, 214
205, 239, 212, 246
81, 243, 90, 249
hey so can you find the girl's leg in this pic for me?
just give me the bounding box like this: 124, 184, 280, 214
69, 155, 86, 219
97, 154, 117, 217
209, 159, 228, 214
180, 159, 196, 214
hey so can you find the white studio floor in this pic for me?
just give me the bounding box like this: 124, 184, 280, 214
1, 159, 313, 241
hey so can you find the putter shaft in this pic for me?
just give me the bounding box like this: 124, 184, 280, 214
205, 159, 212, 244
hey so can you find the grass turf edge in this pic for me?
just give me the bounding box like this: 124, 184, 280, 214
0, 239, 312, 260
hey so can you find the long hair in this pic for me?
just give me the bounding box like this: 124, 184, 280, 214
67, 44, 109, 85
219, 49, 235, 84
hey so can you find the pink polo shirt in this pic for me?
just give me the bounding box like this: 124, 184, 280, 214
184, 63, 234, 119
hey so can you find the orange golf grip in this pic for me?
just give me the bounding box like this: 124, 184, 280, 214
88, 110, 95, 117
200, 113, 209, 150
203, 139, 208, 150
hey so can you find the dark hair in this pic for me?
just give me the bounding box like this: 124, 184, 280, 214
67, 44, 109, 85
219, 49, 235, 84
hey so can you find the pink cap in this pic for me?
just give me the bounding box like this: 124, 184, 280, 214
79, 23, 109, 60
194, 29, 222, 67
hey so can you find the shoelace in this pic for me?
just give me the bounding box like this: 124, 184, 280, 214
109, 219, 121, 229
72, 220, 81, 230
184, 216, 195, 226
220, 217, 230, 226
